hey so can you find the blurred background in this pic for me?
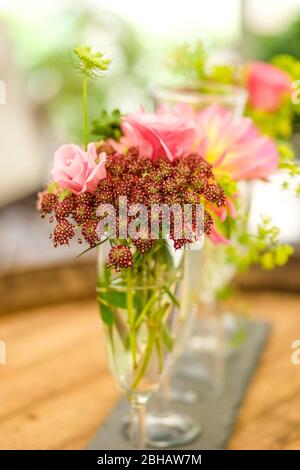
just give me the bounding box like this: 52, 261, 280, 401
1, 0, 300, 313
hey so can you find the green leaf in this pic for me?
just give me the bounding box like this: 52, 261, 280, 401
100, 291, 127, 309
98, 302, 115, 326
47, 182, 59, 193
261, 252, 275, 270
58, 188, 72, 201
91, 109, 122, 141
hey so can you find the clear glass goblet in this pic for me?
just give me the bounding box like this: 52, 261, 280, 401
97, 240, 185, 449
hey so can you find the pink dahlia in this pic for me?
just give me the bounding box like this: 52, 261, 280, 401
196, 105, 279, 180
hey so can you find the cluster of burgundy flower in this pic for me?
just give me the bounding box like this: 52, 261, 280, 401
38, 144, 226, 271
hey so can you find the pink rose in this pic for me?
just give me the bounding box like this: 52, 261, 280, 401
246, 62, 291, 112
121, 110, 197, 162
51, 143, 106, 194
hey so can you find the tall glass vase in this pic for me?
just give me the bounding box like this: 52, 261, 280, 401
97, 239, 185, 449
150, 83, 249, 387
180, 241, 229, 387
181, 182, 253, 386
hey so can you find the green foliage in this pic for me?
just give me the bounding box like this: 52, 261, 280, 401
73, 45, 112, 78
168, 40, 242, 87
98, 301, 115, 326
217, 175, 238, 198
277, 141, 300, 177
58, 188, 72, 201
272, 54, 300, 81
91, 109, 122, 141
208, 64, 238, 85
246, 103, 293, 139
226, 216, 294, 272
73, 45, 112, 148
167, 41, 207, 83
47, 182, 59, 193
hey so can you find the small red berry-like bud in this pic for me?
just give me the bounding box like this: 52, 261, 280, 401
54, 196, 75, 221
172, 238, 189, 250
73, 204, 95, 225
95, 178, 114, 205
53, 220, 75, 246
81, 220, 99, 247
107, 244, 133, 271
127, 146, 139, 158
37, 192, 57, 215
133, 238, 155, 254
204, 211, 214, 235
204, 183, 226, 207
155, 157, 172, 177
97, 143, 115, 155
76, 192, 95, 206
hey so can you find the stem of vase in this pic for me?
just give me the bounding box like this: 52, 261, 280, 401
129, 395, 146, 450
151, 371, 171, 417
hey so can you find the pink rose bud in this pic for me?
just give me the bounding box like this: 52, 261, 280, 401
51, 143, 106, 194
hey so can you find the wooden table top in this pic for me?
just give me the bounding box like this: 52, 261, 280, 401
0, 291, 300, 450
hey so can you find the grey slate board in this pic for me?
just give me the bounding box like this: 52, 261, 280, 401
88, 321, 270, 450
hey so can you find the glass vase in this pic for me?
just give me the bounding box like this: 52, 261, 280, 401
97, 239, 185, 449
151, 82, 247, 118
150, 84, 249, 387
181, 182, 253, 386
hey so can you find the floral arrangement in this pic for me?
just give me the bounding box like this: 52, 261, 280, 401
37, 46, 295, 445
38, 48, 230, 268
38, 112, 228, 267
37, 46, 236, 401
168, 41, 300, 183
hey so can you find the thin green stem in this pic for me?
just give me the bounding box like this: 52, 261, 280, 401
155, 333, 163, 374
134, 290, 157, 329
82, 76, 88, 150
131, 325, 156, 389
126, 273, 138, 370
